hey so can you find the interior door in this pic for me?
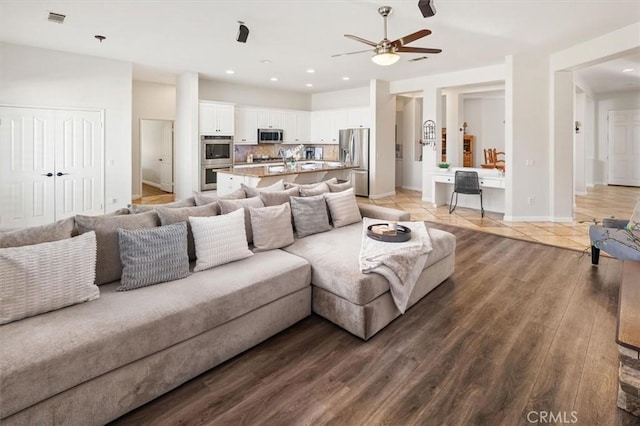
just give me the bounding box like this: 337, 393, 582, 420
0, 107, 56, 228
608, 110, 640, 187
160, 120, 173, 193
54, 110, 104, 219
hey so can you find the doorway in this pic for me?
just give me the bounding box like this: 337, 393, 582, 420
608, 109, 640, 187
140, 119, 173, 197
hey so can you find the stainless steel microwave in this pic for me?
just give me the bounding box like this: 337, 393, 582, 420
258, 128, 283, 143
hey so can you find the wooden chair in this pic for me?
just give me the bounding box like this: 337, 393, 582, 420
481, 148, 506, 171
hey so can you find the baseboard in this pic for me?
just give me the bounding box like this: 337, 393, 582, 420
369, 191, 396, 200
131, 193, 141, 200
575, 191, 587, 196
401, 185, 422, 192
503, 216, 553, 222
551, 216, 575, 223
142, 180, 162, 189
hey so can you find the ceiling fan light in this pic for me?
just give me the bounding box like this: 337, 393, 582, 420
372, 52, 400, 66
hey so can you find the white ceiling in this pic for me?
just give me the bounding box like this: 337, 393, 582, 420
1, 0, 639, 94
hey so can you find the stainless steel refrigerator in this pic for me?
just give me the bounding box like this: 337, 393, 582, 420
339, 128, 370, 197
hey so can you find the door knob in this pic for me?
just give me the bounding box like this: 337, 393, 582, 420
56, 172, 69, 177
42, 172, 53, 177
158, 158, 163, 162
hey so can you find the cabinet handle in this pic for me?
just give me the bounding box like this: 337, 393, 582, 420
56, 172, 69, 177
42, 172, 53, 177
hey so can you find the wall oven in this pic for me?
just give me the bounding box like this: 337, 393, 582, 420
201, 135, 233, 165
201, 165, 228, 191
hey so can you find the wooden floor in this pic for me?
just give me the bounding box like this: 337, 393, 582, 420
111, 224, 637, 425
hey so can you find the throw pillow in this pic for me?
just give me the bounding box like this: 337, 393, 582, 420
250, 204, 295, 252
189, 209, 253, 272
75, 210, 160, 285
117, 222, 190, 291
218, 197, 265, 243
259, 187, 300, 206
0, 231, 99, 325
284, 177, 338, 189
299, 182, 330, 197
156, 204, 218, 261
324, 188, 362, 228
129, 197, 196, 214
0, 217, 75, 248
290, 195, 332, 238
327, 181, 353, 192
194, 188, 246, 207
242, 180, 285, 198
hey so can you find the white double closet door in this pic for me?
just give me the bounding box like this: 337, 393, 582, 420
0, 106, 104, 229
608, 109, 640, 187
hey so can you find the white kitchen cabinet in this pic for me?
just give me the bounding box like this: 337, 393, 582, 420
256, 109, 283, 129
330, 110, 347, 140
234, 107, 258, 145
346, 107, 371, 128
283, 110, 311, 144
310, 110, 333, 144
199, 102, 235, 135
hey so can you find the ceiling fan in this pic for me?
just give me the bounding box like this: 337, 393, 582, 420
332, 5, 442, 66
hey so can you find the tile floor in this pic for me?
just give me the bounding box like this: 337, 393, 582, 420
361, 184, 639, 253
132, 184, 639, 253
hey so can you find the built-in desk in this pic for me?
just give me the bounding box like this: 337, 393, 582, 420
431, 167, 506, 213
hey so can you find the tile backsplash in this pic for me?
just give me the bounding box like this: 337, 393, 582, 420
235, 144, 338, 163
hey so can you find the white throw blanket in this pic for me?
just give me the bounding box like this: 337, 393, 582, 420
359, 218, 433, 314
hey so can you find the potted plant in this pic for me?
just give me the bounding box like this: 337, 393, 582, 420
438, 162, 450, 170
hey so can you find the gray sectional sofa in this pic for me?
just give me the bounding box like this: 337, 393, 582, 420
0, 199, 455, 425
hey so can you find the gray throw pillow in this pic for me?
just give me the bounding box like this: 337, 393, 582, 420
284, 177, 337, 189
194, 188, 246, 208
129, 197, 196, 214
117, 222, 189, 291
327, 181, 353, 192
290, 195, 332, 238
324, 188, 362, 228
250, 204, 295, 252
75, 211, 159, 285
0, 217, 75, 248
299, 182, 330, 197
218, 197, 265, 243
242, 180, 285, 198
156, 204, 218, 261
259, 187, 300, 206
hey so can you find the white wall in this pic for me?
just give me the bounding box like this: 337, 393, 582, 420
396, 96, 423, 191
593, 90, 640, 184
199, 79, 310, 110
174, 72, 199, 200
0, 42, 132, 213
311, 86, 369, 110
132, 80, 176, 198
463, 98, 505, 167
140, 120, 165, 186
574, 91, 586, 196
370, 80, 396, 198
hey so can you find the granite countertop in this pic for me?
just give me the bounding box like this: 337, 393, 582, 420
220, 161, 357, 178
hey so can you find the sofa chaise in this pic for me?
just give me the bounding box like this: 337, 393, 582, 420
0, 187, 455, 425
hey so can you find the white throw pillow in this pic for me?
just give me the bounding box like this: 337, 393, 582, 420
0, 231, 99, 325
324, 188, 362, 228
189, 209, 253, 272
250, 204, 295, 252
242, 180, 285, 197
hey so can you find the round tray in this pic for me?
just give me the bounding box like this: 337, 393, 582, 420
367, 224, 412, 243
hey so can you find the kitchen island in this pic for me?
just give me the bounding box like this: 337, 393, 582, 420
216, 161, 356, 196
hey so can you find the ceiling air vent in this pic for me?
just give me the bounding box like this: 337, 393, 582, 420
48, 12, 66, 24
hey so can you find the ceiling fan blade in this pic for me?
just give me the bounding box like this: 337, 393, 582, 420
331, 49, 373, 58
344, 34, 378, 47
391, 29, 432, 48
396, 46, 442, 54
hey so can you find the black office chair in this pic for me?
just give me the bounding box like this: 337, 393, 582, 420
449, 171, 484, 217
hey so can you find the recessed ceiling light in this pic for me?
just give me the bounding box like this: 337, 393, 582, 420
622, 68, 634, 73
225, 70, 235, 75
270, 77, 278, 82
342, 76, 350, 81
261, 59, 271, 64
306, 69, 315, 74
305, 83, 313, 87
